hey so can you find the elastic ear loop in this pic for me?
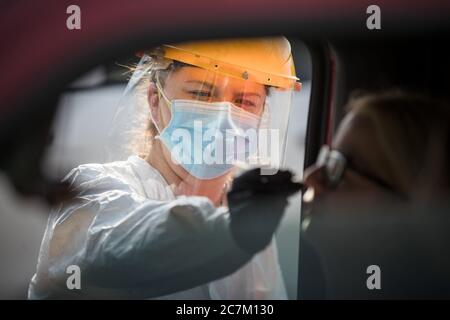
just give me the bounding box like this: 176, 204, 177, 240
152, 73, 173, 135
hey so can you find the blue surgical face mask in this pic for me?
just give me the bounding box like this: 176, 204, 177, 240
153, 81, 261, 180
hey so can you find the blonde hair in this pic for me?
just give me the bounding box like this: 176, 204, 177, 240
126, 55, 182, 159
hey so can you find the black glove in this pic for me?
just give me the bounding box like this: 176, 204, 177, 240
227, 168, 302, 255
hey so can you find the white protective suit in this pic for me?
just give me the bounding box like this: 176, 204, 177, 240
28, 155, 287, 299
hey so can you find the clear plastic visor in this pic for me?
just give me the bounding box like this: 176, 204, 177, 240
107, 54, 298, 203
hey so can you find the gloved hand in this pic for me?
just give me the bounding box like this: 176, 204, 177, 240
227, 168, 302, 255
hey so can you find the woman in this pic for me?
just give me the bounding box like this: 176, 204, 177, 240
303, 90, 450, 216
29, 37, 302, 299
299, 91, 450, 298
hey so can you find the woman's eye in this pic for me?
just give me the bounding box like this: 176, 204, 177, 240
235, 99, 256, 107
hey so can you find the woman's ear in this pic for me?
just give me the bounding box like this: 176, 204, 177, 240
147, 82, 160, 123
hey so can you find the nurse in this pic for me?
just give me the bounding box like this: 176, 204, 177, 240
29, 37, 302, 299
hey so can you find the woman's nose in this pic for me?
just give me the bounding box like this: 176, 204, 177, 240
303, 165, 328, 201
219, 91, 236, 105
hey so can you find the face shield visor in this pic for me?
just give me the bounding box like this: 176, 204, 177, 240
107, 39, 301, 201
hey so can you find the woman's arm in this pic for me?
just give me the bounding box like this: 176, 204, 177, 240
41, 165, 252, 299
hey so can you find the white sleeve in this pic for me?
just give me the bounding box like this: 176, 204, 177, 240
207, 239, 288, 300
36, 164, 252, 299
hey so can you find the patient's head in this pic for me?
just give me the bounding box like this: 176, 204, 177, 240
304, 90, 450, 212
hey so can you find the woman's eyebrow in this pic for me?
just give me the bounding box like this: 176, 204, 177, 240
184, 81, 263, 99
184, 80, 215, 90
235, 92, 262, 98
